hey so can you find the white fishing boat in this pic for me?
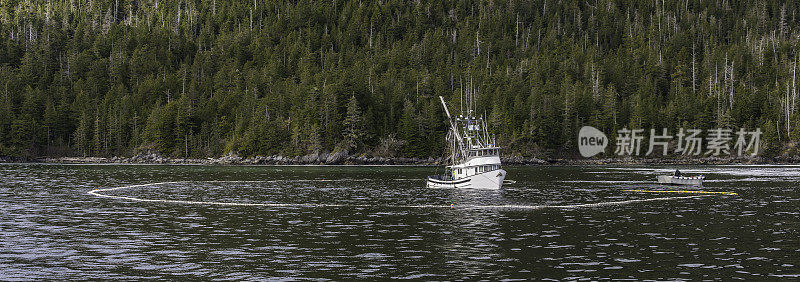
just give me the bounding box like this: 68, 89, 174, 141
427, 95, 506, 189
657, 170, 704, 186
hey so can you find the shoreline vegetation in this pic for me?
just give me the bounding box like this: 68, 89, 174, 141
0, 0, 800, 163
4, 1, 800, 163
2, 152, 795, 166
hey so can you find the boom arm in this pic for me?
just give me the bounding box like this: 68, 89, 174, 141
439, 96, 452, 120
439, 96, 466, 162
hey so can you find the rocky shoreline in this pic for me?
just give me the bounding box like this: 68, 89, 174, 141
29, 152, 550, 165
2, 152, 796, 165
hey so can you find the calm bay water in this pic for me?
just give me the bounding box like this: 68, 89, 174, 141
1, 164, 798, 280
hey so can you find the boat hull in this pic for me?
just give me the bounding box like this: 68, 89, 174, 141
657, 175, 704, 186
427, 169, 506, 189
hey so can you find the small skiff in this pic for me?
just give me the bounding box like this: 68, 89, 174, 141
657, 175, 704, 186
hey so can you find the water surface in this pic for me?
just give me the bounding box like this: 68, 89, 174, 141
1, 164, 797, 279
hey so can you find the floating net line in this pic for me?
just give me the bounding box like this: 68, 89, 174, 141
88, 181, 734, 210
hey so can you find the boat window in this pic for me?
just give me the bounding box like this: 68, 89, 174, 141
458, 169, 462, 174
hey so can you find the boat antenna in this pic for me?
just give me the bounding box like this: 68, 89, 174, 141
483, 113, 489, 145
459, 76, 463, 115
469, 76, 474, 115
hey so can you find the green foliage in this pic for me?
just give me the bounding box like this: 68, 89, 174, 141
342, 94, 364, 152
0, 0, 799, 159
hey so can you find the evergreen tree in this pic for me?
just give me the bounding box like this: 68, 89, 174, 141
399, 99, 423, 157
342, 94, 364, 152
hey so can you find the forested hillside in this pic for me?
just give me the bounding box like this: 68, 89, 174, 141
1, 0, 799, 159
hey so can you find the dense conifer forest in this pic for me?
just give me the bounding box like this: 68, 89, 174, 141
1, 0, 800, 160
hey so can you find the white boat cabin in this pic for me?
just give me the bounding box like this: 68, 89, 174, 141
447, 147, 502, 179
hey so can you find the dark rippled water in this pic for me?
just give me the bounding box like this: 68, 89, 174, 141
1, 164, 798, 279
